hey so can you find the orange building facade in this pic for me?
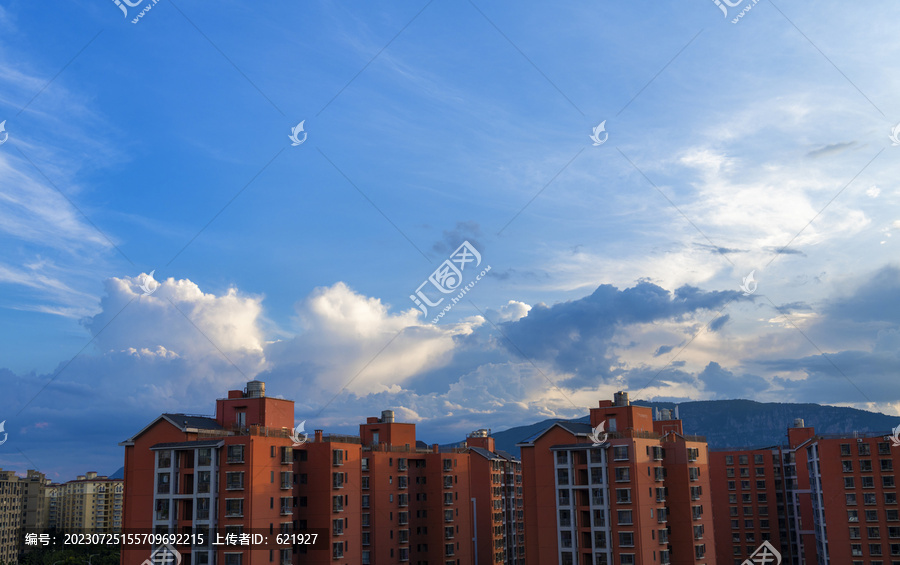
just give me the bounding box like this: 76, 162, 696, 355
519, 392, 716, 565
122, 381, 526, 565
710, 418, 900, 565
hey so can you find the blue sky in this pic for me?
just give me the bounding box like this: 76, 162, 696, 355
1, 0, 899, 479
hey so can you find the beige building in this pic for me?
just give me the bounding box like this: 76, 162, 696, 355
21, 470, 53, 532
0, 469, 23, 564
57, 472, 123, 533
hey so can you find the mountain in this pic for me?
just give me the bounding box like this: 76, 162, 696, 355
480, 400, 898, 457
109, 466, 125, 480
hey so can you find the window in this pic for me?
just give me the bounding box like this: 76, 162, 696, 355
866, 493, 878, 505
620, 556, 634, 565
849, 510, 859, 522
155, 499, 169, 520
726, 455, 734, 465
618, 510, 633, 525
158, 450, 172, 468
689, 467, 700, 481
557, 469, 570, 485
845, 477, 856, 489
886, 493, 898, 505
863, 476, 876, 489
885, 476, 896, 488
688, 448, 699, 461
866, 510, 879, 522
618, 532, 634, 547
614, 446, 629, 461
841, 443, 852, 456
691, 486, 702, 500
727, 468, 735, 478
225, 499, 243, 517
859, 443, 871, 456
754, 454, 764, 464
361, 495, 369, 509
198, 448, 211, 466
615, 468, 630, 482
227, 445, 244, 464
226, 471, 244, 490
333, 496, 344, 513
224, 554, 242, 565
847, 493, 857, 505
739, 455, 749, 465
694, 524, 704, 540
843, 461, 854, 472
157, 473, 170, 494
850, 526, 861, 539
861, 460, 874, 472
616, 489, 632, 504
869, 527, 882, 539
280, 446, 293, 464
332, 543, 344, 559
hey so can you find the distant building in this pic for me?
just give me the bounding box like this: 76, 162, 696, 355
57, 471, 123, 533
21, 470, 52, 532
0, 469, 23, 563
518, 392, 715, 565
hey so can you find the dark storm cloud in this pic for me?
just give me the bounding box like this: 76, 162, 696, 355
499, 282, 743, 387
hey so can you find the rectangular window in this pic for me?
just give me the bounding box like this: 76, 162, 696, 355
227, 445, 244, 464
198, 448, 211, 467
158, 450, 172, 468
226, 471, 244, 490
615, 468, 630, 482
616, 489, 631, 504
617, 510, 633, 525
613, 446, 629, 461
225, 499, 243, 517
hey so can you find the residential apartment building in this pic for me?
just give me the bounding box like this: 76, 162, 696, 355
0, 469, 23, 564
710, 418, 900, 565
122, 381, 526, 565
518, 392, 716, 565
466, 429, 525, 565
56, 471, 124, 533
805, 429, 900, 565
120, 380, 296, 565
294, 410, 475, 565
21, 470, 52, 532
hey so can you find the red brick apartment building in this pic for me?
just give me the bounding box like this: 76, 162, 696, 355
518, 392, 715, 565
122, 380, 525, 565
710, 419, 900, 565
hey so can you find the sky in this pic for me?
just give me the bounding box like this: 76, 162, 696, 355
1, 0, 899, 480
